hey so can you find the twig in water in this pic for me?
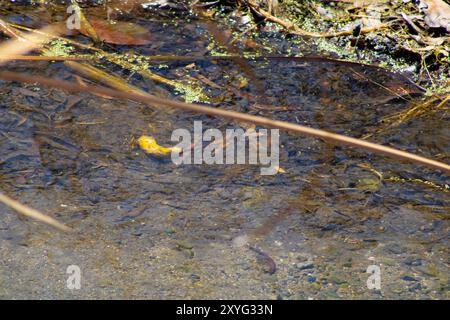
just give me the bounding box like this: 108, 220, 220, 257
0, 192, 72, 232
0, 71, 448, 174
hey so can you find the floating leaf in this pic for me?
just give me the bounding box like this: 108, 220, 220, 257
81, 19, 152, 45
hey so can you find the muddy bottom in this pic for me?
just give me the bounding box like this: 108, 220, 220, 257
0, 5, 449, 299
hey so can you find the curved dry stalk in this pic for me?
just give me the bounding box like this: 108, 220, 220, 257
0, 70, 448, 174
0, 192, 72, 232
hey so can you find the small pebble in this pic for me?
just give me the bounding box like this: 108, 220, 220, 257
232, 235, 249, 248
190, 274, 200, 282
404, 258, 422, 267
401, 275, 417, 282
296, 262, 314, 271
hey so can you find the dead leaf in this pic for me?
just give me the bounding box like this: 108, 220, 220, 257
80, 19, 152, 45
418, 0, 450, 32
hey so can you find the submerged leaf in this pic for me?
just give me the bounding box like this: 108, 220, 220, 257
81, 19, 152, 45
418, 0, 450, 32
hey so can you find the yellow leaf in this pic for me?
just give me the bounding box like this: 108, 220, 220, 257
276, 166, 286, 174
138, 136, 181, 156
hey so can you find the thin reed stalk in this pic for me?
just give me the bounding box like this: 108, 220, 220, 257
0, 70, 448, 174
0, 192, 72, 232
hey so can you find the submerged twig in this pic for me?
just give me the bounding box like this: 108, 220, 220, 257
0, 70, 448, 174
64, 61, 149, 96
248, 245, 277, 274
0, 192, 72, 232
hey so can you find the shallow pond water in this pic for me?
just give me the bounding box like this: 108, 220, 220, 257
0, 3, 448, 299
